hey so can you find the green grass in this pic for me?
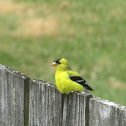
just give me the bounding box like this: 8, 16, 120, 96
0, 0, 126, 106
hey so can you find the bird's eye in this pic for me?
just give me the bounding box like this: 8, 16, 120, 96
56, 58, 61, 64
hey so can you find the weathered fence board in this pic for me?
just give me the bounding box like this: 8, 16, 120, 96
0, 65, 30, 126
89, 98, 126, 126
29, 79, 92, 126
29, 80, 63, 126
62, 92, 92, 126
0, 64, 126, 126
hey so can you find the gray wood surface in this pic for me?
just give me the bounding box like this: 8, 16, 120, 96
29, 79, 92, 126
89, 98, 126, 126
0, 64, 30, 126
1, 64, 126, 126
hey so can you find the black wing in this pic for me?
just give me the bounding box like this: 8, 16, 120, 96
69, 75, 93, 91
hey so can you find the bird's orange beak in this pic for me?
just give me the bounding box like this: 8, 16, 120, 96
51, 62, 58, 67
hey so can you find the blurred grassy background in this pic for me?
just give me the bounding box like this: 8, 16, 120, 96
0, 0, 126, 106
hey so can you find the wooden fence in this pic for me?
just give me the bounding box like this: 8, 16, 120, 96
0, 64, 126, 126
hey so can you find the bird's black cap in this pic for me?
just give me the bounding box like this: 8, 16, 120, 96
54, 58, 62, 64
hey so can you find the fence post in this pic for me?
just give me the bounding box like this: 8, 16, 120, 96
29, 79, 63, 126
0, 64, 30, 126
2, 64, 126, 126
29, 79, 92, 126
89, 98, 126, 126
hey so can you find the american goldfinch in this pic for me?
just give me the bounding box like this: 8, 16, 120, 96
51, 58, 93, 94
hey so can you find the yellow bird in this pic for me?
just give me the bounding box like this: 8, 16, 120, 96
51, 58, 93, 94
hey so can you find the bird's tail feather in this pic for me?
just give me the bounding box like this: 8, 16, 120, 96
84, 84, 93, 91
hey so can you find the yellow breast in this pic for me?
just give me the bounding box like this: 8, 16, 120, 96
55, 71, 84, 94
